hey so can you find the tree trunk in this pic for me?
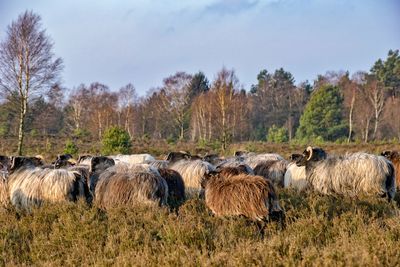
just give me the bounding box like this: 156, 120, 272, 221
17, 98, 28, 155
347, 90, 355, 143
364, 118, 370, 143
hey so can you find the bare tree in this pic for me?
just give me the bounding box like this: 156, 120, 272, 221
0, 11, 63, 154
118, 83, 137, 137
212, 67, 240, 151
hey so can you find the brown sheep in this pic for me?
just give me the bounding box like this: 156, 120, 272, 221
203, 172, 284, 222
381, 150, 400, 189
158, 168, 185, 205
215, 165, 253, 178
94, 164, 168, 210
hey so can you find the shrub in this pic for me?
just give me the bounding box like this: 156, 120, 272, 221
63, 140, 78, 155
101, 126, 132, 155
267, 125, 288, 143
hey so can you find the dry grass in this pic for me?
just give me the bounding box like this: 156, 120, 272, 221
0, 190, 399, 266
1, 142, 400, 266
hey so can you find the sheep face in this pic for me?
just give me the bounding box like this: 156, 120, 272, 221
289, 154, 303, 162
89, 156, 115, 193
166, 151, 191, 163
9, 156, 43, 173
296, 147, 327, 167
381, 150, 399, 160
54, 154, 76, 169
0, 156, 10, 172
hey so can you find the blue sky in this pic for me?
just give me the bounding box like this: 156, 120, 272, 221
0, 0, 399, 95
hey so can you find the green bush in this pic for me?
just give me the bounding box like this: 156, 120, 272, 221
267, 125, 288, 143
63, 140, 78, 155
296, 84, 348, 142
101, 126, 132, 155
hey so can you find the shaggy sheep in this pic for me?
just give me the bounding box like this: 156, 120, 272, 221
54, 154, 76, 169
145, 160, 169, 169
8, 156, 91, 209
169, 159, 216, 198
296, 147, 396, 201
238, 152, 285, 169
77, 154, 93, 166
94, 163, 168, 209
202, 154, 222, 165
165, 151, 191, 163
283, 154, 308, 191
158, 168, 185, 205
110, 154, 155, 165
88, 156, 115, 194
216, 157, 254, 174
203, 171, 284, 222
381, 150, 400, 190
215, 164, 254, 177
253, 160, 288, 187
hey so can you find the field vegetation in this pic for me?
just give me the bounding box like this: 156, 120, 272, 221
1, 189, 399, 266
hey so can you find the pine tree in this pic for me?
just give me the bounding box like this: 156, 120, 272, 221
296, 85, 348, 141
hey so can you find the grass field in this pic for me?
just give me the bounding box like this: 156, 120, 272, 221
1, 191, 399, 266
1, 142, 400, 266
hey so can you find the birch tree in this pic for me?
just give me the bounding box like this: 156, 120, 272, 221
0, 11, 63, 154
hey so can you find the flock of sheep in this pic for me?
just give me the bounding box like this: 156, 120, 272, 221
0, 147, 399, 225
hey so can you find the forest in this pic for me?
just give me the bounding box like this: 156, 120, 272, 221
0, 11, 399, 155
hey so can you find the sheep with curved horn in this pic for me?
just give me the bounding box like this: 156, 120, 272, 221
296, 146, 396, 201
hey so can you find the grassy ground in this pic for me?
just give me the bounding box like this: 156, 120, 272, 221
1, 142, 399, 266
1, 191, 399, 266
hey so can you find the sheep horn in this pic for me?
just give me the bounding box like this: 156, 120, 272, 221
306, 146, 313, 161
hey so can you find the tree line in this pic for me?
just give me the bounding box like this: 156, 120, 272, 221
0, 11, 399, 154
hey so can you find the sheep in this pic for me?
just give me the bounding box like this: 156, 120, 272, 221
7, 156, 91, 209
88, 156, 115, 194
145, 160, 169, 169
381, 150, 400, 190
283, 154, 308, 191
202, 154, 222, 165
158, 168, 185, 205
215, 163, 254, 176
165, 151, 192, 163
253, 160, 288, 187
0, 171, 8, 206
296, 147, 396, 201
238, 152, 285, 169
216, 157, 254, 174
169, 159, 216, 198
94, 163, 168, 209
111, 154, 155, 165
54, 154, 76, 169
0, 156, 9, 206
77, 154, 93, 166
202, 171, 284, 223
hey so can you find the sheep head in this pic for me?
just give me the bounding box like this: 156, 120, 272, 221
296, 147, 327, 166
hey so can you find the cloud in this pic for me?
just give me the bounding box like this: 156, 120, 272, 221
204, 0, 260, 16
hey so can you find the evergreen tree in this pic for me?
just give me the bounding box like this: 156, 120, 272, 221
296, 85, 348, 141
371, 49, 400, 98
101, 126, 132, 155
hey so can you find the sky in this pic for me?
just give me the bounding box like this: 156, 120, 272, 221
0, 0, 399, 95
